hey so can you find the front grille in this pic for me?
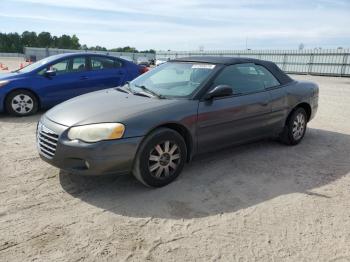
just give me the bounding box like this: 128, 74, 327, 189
37, 122, 59, 159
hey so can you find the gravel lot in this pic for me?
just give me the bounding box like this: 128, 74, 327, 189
0, 57, 25, 72
1, 75, 350, 261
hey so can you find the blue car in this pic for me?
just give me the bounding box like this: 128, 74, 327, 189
0, 53, 146, 116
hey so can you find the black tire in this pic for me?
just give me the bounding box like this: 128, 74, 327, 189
132, 128, 187, 187
5, 90, 38, 116
280, 107, 307, 145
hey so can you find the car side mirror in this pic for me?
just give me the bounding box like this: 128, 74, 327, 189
44, 69, 56, 77
204, 85, 233, 100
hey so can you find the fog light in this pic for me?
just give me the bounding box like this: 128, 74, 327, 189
85, 160, 90, 169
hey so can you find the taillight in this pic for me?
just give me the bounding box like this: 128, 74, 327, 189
139, 66, 150, 74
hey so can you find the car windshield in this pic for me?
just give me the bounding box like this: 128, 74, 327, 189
15, 55, 65, 73
129, 62, 216, 98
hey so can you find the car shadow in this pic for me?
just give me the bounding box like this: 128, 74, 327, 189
59, 128, 350, 219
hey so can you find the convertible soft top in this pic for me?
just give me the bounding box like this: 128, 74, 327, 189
172, 56, 293, 85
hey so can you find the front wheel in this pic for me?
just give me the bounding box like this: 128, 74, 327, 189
132, 128, 187, 187
280, 107, 307, 145
5, 90, 38, 116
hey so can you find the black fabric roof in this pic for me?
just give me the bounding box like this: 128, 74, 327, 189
172, 56, 293, 85
173, 56, 256, 64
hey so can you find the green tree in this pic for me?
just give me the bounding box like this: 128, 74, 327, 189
0, 31, 157, 53
57, 34, 73, 49
21, 31, 38, 47
0, 31, 84, 52
51, 36, 58, 48
1, 33, 22, 52
141, 49, 156, 54
71, 34, 80, 49
37, 32, 52, 47
80, 44, 88, 50
88, 45, 107, 51
109, 46, 141, 53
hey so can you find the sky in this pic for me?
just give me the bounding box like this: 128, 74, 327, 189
1, 0, 349, 50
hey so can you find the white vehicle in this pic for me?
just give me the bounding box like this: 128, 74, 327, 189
155, 58, 169, 66
119, 56, 134, 62
137, 57, 150, 66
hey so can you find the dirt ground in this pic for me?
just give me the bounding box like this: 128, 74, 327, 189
0, 57, 25, 72
0, 75, 350, 261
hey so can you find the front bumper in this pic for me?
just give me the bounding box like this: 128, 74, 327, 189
37, 117, 143, 176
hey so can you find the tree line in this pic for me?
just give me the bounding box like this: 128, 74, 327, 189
0, 31, 155, 54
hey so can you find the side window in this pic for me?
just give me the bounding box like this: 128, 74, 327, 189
213, 63, 279, 95
254, 65, 280, 88
71, 57, 86, 72
114, 59, 123, 68
90, 56, 120, 70
50, 59, 70, 75
39, 57, 86, 76
235, 64, 280, 88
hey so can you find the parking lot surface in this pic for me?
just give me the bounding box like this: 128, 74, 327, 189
0, 57, 25, 72
1, 75, 350, 261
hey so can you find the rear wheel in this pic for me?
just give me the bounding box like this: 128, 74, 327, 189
132, 128, 187, 187
5, 90, 38, 116
280, 107, 307, 145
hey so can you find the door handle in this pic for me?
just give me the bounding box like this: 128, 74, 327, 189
80, 76, 88, 80
260, 101, 269, 106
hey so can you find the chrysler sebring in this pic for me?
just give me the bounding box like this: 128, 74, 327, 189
37, 57, 318, 187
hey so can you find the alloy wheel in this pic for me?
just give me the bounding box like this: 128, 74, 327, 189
292, 113, 306, 140
11, 94, 34, 114
148, 140, 181, 179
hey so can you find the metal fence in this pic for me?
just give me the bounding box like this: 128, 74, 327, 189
23, 47, 155, 63
0, 52, 24, 58
4, 48, 349, 76
157, 49, 350, 77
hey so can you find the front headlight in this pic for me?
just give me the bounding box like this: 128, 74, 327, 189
68, 123, 125, 142
0, 80, 9, 88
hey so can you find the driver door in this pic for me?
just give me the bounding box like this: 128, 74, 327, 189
38, 56, 90, 106
196, 63, 272, 153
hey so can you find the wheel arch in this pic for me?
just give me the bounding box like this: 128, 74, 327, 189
4, 88, 41, 111
286, 102, 312, 125
142, 122, 194, 162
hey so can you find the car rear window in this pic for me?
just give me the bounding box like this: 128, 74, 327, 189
90, 56, 122, 70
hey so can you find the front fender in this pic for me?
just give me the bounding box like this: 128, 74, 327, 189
121, 100, 199, 138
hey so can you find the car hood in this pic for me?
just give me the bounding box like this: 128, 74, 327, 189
0, 72, 23, 80
45, 88, 180, 127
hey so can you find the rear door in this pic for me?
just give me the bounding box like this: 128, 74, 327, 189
84, 55, 128, 91
196, 63, 272, 153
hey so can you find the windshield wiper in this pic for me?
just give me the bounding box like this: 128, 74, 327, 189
124, 81, 135, 94
134, 84, 164, 99
115, 82, 134, 94
115, 87, 129, 94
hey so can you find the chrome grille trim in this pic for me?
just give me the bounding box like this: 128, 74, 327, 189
38, 136, 57, 147
39, 132, 58, 142
37, 122, 59, 159
39, 141, 56, 152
